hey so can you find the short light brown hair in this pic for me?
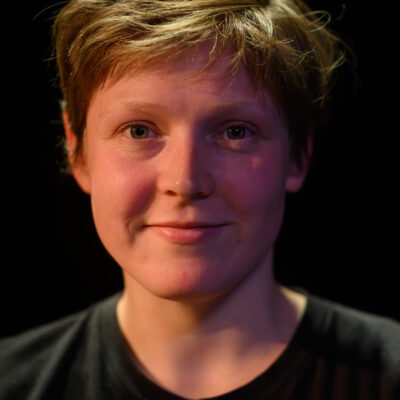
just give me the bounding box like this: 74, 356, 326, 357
53, 0, 346, 169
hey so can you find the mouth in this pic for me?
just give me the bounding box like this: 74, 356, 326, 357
145, 223, 228, 244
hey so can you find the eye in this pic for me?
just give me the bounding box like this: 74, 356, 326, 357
214, 123, 259, 151
224, 125, 255, 140
129, 124, 150, 139
226, 125, 247, 139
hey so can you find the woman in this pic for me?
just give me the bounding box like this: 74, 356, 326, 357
1, 1, 399, 399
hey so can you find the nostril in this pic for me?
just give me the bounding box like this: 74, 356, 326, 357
161, 176, 214, 199
164, 187, 211, 199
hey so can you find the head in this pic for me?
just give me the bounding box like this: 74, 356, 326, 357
53, 0, 345, 301
54, 0, 344, 171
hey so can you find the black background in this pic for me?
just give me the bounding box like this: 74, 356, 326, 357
1, 1, 398, 336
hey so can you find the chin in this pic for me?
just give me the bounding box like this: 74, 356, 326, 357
124, 258, 238, 303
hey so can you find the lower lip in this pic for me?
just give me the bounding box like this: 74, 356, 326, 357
147, 225, 226, 244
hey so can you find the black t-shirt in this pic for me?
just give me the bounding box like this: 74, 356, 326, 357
1, 290, 399, 399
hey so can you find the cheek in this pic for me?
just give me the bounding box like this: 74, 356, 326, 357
216, 149, 289, 258
88, 151, 156, 239
219, 152, 288, 219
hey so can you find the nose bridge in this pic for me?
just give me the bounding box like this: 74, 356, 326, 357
157, 126, 214, 199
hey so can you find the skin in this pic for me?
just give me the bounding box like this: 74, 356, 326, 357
65, 46, 311, 398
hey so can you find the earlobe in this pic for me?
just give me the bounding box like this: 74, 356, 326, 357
285, 137, 313, 193
63, 111, 91, 194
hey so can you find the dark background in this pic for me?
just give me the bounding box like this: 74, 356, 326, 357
1, 1, 398, 336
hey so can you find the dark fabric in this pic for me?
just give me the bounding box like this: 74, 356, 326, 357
1, 290, 399, 399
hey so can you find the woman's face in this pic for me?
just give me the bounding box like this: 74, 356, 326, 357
68, 48, 308, 302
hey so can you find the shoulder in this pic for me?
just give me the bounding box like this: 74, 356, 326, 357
0, 293, 120, 399
1, 306, 90, 353
0, 307, 92, 399
303, 293, 400, 378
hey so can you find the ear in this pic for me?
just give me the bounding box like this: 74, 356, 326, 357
63, 111, 91, 194
285, 137, 313, 193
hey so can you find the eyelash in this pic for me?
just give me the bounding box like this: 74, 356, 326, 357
121, 122, 256, 141
221, 125, 254, 140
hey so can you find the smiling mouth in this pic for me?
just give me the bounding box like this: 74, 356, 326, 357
145, 224, 227, 244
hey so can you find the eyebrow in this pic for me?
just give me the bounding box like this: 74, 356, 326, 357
112, 100, 270, 115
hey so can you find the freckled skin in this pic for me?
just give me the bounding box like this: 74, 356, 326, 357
68, 48, 308, 303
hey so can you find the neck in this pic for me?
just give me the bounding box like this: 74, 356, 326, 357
117, 253, 306, 399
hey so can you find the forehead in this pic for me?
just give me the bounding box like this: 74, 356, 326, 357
88, 44, 281, 123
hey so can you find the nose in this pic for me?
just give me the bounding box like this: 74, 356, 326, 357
156, 130, 215, 201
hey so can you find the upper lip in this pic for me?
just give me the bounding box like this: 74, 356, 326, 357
146, 221, 228, 229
